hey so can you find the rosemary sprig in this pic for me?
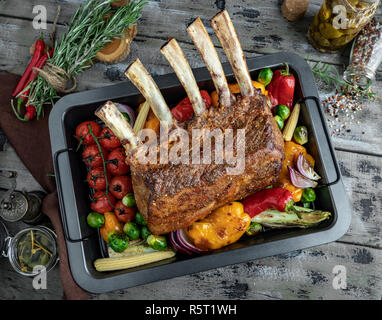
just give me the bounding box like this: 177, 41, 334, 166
311, 61, 377, 101
26, 0, 147, 118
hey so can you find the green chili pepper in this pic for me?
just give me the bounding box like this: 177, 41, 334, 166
294, 126, 308, 145
302, 188, 316, 203
122, 193, 136, 208
258, 67, 273, 86
141, 226, 152, 240
107, 231, 129, 253
123, 222, 140, 240
87, 212, 105, 228
147, 235, 167, 251
274, 115, 284, 130
135, 212, 147, 226
274, 104, 290, 120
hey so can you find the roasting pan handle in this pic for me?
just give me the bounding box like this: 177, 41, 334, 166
53, 148, 95, 243
298, 95, 341, 188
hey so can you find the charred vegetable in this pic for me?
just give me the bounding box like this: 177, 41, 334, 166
245, 222, 263, 236
251, 208, 331, 228
294, 126, 308, 145
108, 231, 129, 253
147, 235, 167, 251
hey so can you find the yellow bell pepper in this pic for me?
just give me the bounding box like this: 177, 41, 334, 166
185, 202, 251, 251
276, 141, 315, 202
211, 81, 268, 107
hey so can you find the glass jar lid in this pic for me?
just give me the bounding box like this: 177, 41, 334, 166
7, 226, 58, 277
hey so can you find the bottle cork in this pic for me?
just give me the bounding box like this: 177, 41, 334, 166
282, 0, 309, 22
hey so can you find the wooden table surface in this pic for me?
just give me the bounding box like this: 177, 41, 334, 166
0, 0, 381, 300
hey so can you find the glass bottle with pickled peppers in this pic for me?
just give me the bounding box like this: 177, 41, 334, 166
308, 0, 380, 53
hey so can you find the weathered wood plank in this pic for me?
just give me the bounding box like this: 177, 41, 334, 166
1, 14, 381, 155
0, 144, 45, 192
336, 150, 382, 248
89, 242, 382, 300
0, 0, 381, 66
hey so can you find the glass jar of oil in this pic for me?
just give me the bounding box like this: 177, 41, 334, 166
308, 0, 380, 53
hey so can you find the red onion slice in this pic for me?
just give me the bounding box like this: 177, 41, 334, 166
169, 232, 193, 255
176, 230, 205, 253
115, 103, 136, 126
288, 166, 318, 188
296, 153, 321, 181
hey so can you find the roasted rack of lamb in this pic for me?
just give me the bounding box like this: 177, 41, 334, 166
96, 10, 285, 235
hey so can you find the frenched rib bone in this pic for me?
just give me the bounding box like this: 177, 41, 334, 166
187, 17, 235, 107
211, 10, 255, 98
95, 101, 139, 150
125, 59, 173, 127
161, 38, 206, 116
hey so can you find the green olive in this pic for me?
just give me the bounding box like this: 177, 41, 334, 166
274, 115, 284, 130
87, 212, 105, 228
123, 222, 140, 240
302, 188, 317, 203
122, 193, 136, 207
293, 126, 308, 145
135, 212, 147, 226
141, 226, 152, 240
107, 231, 129, 253
147, 235, 167, 251
275, 104, 290, 120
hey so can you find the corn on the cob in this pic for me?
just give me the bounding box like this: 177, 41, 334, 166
94, 249, 176, 272
283, 102, 301, 141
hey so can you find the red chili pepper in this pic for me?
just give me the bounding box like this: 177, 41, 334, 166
171, 90, 212, 122
11, 38, 45, 98
267, 63, 295, 109
242, 188, 295, 218
16, 48, 54, 112
24, 105, 37, 121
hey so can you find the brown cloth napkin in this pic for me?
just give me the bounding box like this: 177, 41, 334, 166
0, 71, 89, 300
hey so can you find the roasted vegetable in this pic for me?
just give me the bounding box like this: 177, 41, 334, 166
135, 211, 147, 225
243, 188, 295, 218
141, 226, 152, 240
122, 193, 136, 207
267, 63, 295, 109
147, 235, 167, 251
108, 231, 129, 253
274, 115, 284, 130
87, 212, 105, 228
185, 202, 251, 251
276, 141, 315, 202
94, 250, 176, 272
294, 125, 308, 145
257, 67, 273, 86
274, 104, 290, 120
123, 222, 140, 240
282, 102, 300, 141
302, 188, 316, 203
211, 81, 267, 107
246, 222, 263, 236
251, 208, 331, 228
100, 212, 123, 243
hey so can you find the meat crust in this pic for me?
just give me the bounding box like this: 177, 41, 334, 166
128, 89, 284, 234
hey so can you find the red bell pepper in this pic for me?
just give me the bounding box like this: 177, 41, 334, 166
242, 188, 295, 218
267, 63, 295, 109
171, 90, 212, 122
